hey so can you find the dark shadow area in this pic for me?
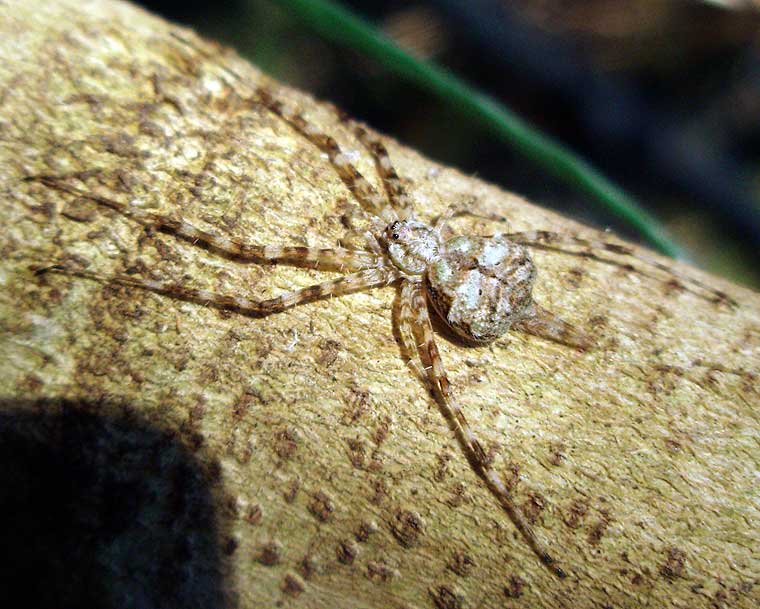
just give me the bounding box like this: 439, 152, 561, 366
0, 398, 236, 609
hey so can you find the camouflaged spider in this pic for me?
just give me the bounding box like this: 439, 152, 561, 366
30, 86, 733, 578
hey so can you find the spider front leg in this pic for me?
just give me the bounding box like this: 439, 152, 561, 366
351, 124, 414, 219
37, 265, 398, 316
255, 88, 395, 222
27, 176, 381, 273
404, 282, 567, 578
434, 198, 510, 236
508, 230, 736, 306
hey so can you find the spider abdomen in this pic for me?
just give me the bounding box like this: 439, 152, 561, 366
426, 235, 536, 343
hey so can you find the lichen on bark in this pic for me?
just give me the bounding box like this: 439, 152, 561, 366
0, 1, 758, 608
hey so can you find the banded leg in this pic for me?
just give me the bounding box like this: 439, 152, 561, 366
434, 199, 510, 236
406, 283, 566, 578
28, 176, 381, 273
352, 124, 413, 218
395, 279, 428, 381
255, 88, 395, 222
37, 265, 398, 316
513, 302, 594, 350
508, 230, 736, 306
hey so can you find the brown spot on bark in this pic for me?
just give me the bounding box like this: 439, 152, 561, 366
273, 427, 299, 460
244, 503, 262, 525
504, 574, 526, 598
522, 491, 546, 524
372, 417, 390, 446
342, 387, 371, 424
548, 442, 566, 466
346, 437, 366, 468
565, 266, 585, 289
390, 509, 424, 548
430, 585, 463, 609
283, 478, 300, 503
563, 498, 588, 529
370, 479, 388, 505
336, 539, 358, 565
448, 550, 475, 577
663, 278, 686, 297
257, 541, 281, 566
282, 573, 305, 597
659, 546, 687, 580
355, 520, 377, 542
588, 511, 611, 545
299, 555, 316, 580
435, 451, 452, 482
366, 560, 396, 583
316, 338, 341, 367
664, 437, 682, 453
446, 482, 468, 508
504, 462, 521, 491
308, 490, 334, 522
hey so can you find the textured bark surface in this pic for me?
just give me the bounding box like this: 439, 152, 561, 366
0, 1, 758, 608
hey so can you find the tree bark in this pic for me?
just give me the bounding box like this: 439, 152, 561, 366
0, 1, 757, 608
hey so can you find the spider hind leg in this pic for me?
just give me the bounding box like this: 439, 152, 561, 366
508, 230, 736, 307
514, 302, 595, 351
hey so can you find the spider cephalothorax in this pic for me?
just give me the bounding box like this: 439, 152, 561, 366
382, 219, 441, 275
30, 84, 732, 579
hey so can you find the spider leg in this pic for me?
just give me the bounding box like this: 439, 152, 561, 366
28, 176, 381, 273
351, 124, 414, 219
406, 283, 567, 578
434, 198, 510, 236
36, 265, 398, 316
395, 279, 428, 381
513, 302, 594, 350
255, 88, 395, 223
508, 230, 736, 307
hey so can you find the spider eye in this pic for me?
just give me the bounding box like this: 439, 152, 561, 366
392, 233, 399, 240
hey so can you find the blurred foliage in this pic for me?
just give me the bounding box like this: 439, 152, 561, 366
138, 0, 760, 287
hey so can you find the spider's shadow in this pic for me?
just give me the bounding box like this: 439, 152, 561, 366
0, 398, 235, 609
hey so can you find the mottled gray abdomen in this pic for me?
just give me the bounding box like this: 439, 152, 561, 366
426, 235, 536, 343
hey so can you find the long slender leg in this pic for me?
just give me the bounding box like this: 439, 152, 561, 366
406, 283, 566, 578
351, 124, 414, 219
255, 88, 396, 223
395, 279, 428, 381
36, 266, 398, 316
513, 302, 594, 350
508, 230, 736, 306
27, 176, 381, 273
434, 199, 510, 235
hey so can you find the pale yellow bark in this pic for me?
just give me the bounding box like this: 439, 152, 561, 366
0, 1, 758, 608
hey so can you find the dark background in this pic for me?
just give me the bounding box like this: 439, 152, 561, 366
137, 0, 760, 288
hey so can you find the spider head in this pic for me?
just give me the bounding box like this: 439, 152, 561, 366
382, 220, 442, 275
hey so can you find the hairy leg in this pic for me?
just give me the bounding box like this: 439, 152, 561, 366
256, 88, 396, 223
36, 265, 398, 316
27, 176, 381, 273
395, 279, 428, 381
351, 124, 413, 219
434, 199, 511, 238
508, 230, 736, 306
513, 302, 594, 350
408, 283, 566, 578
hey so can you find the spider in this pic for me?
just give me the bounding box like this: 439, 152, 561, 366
28, 86, 733, 579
